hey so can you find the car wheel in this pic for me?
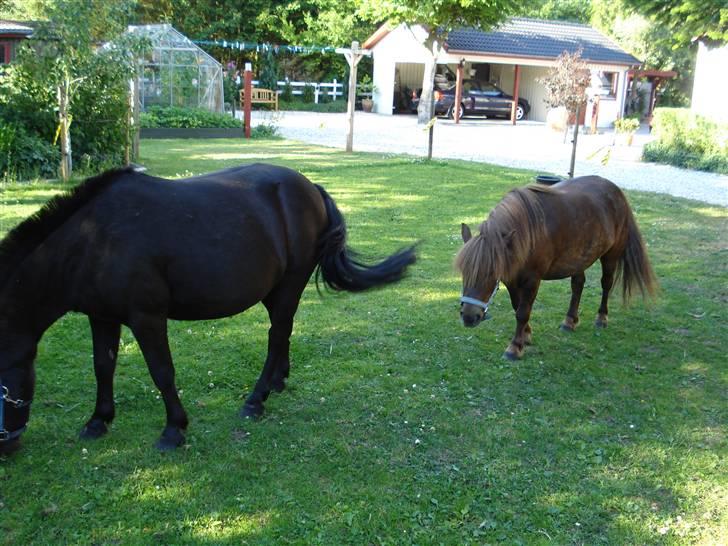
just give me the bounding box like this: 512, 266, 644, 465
448, 103, 465, 120
515, 104, 526, 121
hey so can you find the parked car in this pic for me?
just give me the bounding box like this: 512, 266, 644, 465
411, 79, 530, 121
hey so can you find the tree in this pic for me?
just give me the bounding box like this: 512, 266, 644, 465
538, 49, 591, 116
9, 0, 141, 179
358, 0, 522, 123
620, 0, 727, 46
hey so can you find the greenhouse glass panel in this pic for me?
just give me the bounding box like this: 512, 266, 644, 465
127, 24, 224, 113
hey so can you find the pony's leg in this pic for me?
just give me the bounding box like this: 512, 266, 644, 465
561, 272, 586, 332
241, 276, 306, 419
506, 283, 532, 345
505, 278, 541, 360
80, 318, 121, 439
596, 256, 618, 328
130, 313, 188, 450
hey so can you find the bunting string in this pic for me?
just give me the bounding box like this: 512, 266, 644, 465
193, 39, 336, 54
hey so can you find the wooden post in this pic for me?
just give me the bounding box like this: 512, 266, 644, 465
590, 95, 600, 135
454, 61, 464, 124
243, 63, 252, 139
568, 103, 581, 179
337, 41, 371, 153
510, 64, 521, 125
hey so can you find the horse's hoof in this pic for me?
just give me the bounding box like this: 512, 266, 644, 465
79, 419, 108, 439
560, 323, 575, 332
240, 402, 264, 420
155, 427, 185, 451
503, 350, 521, 361
595, 319, 608, 328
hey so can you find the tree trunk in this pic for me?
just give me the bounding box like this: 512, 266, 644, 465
57, 81, 72, 181
417, 40, 439, 125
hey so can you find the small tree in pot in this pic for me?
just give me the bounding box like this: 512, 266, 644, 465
538, 50, 591, 139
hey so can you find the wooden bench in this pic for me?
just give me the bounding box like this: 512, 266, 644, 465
240, 87, 278, 110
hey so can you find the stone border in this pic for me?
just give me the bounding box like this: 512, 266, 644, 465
140, 128, 244, 139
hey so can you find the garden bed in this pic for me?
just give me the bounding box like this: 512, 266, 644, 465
140, 127, 244, 139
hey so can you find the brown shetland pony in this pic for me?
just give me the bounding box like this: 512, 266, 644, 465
455, 176, 657, 360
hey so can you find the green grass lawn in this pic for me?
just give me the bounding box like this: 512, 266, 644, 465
1, 139, 726, 545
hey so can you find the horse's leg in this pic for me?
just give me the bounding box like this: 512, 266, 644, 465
560, 272, 586, 332
241, 276, 306, 419
130, 314, 188, 450
504, 278, 540, 360
596, 255, 618, 328
80, 318, 121, 439
506, 283, 532, 345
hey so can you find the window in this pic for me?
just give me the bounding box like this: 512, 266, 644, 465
596, 71, 619, 98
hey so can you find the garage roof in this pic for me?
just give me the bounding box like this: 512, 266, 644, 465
0, 20, 34, 36
446, 18, 640, 66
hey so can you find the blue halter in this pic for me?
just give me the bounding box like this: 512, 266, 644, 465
0, 379, 31, 443
460, 282, 500, 317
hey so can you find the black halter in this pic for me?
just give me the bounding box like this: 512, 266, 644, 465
0, 379, 31, 442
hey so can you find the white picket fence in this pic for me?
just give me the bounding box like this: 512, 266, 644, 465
251, 79, 372, 103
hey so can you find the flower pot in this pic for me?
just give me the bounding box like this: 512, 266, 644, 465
361, 99, 373, 113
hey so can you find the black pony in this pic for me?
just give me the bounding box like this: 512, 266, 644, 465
0, 164, 415, 453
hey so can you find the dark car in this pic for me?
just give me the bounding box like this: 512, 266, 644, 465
412, 79, 530, 121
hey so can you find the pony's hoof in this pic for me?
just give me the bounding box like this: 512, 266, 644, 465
79, 419, 108, 439
155, 427, 185, 451
559, 323, 575, 332
240, 402, 264, 420
503, 350, 521, 361
595, 318, 608, 328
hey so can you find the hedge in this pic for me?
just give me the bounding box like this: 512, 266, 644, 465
643, 108, 728, 174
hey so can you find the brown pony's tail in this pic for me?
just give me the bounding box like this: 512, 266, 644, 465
314, 185, 416, 292
618, 207, 657, 303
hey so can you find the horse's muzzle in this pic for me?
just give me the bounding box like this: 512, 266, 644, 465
461, 309, 484, 328
0, 436, 20, 455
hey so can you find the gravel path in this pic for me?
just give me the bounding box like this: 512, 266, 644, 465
250, 110, 728, 207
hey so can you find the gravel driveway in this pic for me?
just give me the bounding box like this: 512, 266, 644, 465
250, 110, 728, 207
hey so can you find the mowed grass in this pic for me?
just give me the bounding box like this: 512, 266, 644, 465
1, 138, 726, 545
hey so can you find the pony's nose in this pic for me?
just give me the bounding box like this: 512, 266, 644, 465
0, 437, 21, 455
461, 311, 482, 328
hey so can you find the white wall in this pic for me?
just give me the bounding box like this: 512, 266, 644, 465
692, 42, 728, 122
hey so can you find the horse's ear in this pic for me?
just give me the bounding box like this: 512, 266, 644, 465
461, 223, 472, 243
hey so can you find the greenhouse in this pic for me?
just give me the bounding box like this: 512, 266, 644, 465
127, 24, 224, 113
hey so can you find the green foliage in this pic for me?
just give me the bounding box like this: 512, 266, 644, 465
1, 139, 726, 545
620, 0, 727, 46
251, 123, 280, 139
0, 123, 60, 181
520, 0, 592, 23
302, 83, 316, 103
279, 99, 347, 113
259, 48, 280, 91
614, 116, 641, 134
643, 108, 728, 174
281, 81, 294, 102
140, 106, 240, 129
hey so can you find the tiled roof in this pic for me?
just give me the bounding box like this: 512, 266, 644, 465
0, 20, 34, 36
446, 18, 640, 66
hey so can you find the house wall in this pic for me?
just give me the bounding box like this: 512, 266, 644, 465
692, 42, 728, 122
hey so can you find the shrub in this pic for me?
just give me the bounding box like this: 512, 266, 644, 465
278, 100, 347, 113
281, 81, 294, 102
643, 108, 728, 174
0, 123, 60, 181
302, 84, 315, 103
141, 106, 240, 129
614, 116, 640, 134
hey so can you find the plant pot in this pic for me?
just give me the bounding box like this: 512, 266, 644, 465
361, 99, 373, 113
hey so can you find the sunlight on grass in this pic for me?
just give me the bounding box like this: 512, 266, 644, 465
191, 511, 275, 540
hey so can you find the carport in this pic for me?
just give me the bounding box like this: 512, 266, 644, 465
363, 18, 641, 128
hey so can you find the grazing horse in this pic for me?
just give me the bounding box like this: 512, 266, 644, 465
0, 164, 416, 454
455, 176, 656, 360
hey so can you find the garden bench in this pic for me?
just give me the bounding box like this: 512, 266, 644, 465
240, 87, 279, 110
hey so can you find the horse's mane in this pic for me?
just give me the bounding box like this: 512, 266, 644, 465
0, 167, 134, 287
455, 185, 554, 286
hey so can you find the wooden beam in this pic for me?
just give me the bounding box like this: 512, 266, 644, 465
454, 61, 464, 124
243, 64, 252, 139
336, 41, 371, 152
510, 64, 521, 125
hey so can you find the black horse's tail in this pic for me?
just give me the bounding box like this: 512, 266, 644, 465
314, 184, 416, 292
